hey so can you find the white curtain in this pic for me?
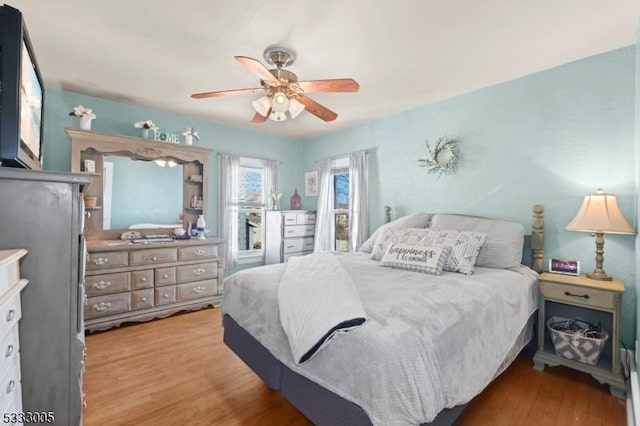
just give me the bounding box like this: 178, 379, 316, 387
263, 160, 279, 205
348, 151, 368, 252
218, 152, 240, 267
314, 159, 334, 252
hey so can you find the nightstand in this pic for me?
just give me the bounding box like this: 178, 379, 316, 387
533, 272, 625, 399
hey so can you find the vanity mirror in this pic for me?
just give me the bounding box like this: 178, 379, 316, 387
67, 128, 213, 239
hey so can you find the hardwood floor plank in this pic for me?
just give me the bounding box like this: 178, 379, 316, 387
83, 308, 626, 425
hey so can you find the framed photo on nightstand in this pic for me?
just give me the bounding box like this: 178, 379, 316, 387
549, 258, 580, 276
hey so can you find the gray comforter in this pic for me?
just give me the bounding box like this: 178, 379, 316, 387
222, 252, 538, 425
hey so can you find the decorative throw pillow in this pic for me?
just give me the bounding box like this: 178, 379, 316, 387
380, 243, 451, 275
370, 227, 433, 261
358, 212, 433, 253
430, 214, 524, 269
430, 230, 487, 275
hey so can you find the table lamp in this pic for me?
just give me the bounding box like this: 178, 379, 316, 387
565, 188, 635, 280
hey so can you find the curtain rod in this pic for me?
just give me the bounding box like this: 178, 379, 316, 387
315, 150, 368, 163
217, 152, 281, 164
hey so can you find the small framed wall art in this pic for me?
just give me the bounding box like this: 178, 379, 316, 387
305, 171, 318, 197
549, 258, 580, 276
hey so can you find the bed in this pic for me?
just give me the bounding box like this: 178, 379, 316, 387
222, 205, 545, 425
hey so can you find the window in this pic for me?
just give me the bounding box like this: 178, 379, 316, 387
333, 165, 350, 252
238, 160, 266, 255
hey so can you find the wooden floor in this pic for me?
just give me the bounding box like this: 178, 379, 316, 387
84, 308, 626, 426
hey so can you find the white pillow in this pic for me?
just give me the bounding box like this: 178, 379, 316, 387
358, 212, 433, 253
430, 230, 487, 275
370, 227, 432, 261
430, 214, 524, 270
380, 243, 451, 275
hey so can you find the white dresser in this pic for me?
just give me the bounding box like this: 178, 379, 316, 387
0, 249, 28, 422
265, 210, 316, 264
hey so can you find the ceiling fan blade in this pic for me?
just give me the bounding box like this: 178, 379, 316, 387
295, 79, 359, 93
191, 87, 265, 99
251, 108, 271, 124
297, 96, 338, 122
235, 56, 279, 86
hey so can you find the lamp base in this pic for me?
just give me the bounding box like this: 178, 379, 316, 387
586, 271, 613, 281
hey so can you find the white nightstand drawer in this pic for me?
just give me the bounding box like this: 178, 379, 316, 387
283, 225, 315, 238
0, 293, 21, 344
539, 280, 615, 310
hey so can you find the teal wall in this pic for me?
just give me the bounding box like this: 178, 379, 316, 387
303, 47, 638, 345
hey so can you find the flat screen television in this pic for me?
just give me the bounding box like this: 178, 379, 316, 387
0, 4, 44, 169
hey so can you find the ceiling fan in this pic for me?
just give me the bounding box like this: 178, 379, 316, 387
191, 46, 359, 123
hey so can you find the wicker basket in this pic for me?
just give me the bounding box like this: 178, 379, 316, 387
546, 316, 608, 365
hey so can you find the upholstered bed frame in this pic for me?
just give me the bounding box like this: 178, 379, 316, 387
223, 205, 545, 425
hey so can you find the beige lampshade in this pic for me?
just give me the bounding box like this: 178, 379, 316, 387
565, 189, 635, 235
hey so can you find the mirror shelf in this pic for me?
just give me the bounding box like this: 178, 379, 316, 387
66, 128, 213, 240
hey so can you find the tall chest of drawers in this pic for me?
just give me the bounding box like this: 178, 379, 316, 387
85, 238, 224, 332
0, 249, 28, 421
265, 210, 316, 264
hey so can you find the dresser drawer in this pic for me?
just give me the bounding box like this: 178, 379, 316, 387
155, 286, 177, 306
539, 280, 615, 310
283, 237, 314, 254
0, 355, 20, 414
131, 270, 154, 289
283, 213, 298, 226
85, 293, 131, 320
85, 272, 130, 297
0, 293, 21, 343
178, 245, 215, 261
0, 326, 19, 383
130, 248, 177, 266
131, 289, 154, 310
155, 267, 176, 286
283, 225, 315, 238
87, 251, 128, 270
176, 262, 217, 283
177, 279, 217, 301
297, 212, 316, 225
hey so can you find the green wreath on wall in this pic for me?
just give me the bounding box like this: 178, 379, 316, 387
417, 136, 461, 178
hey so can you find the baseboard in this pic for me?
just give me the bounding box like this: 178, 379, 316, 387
623, 348, 639, 426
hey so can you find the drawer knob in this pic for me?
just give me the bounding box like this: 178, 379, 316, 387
5, 345, 13, 358
93, 302, 112, 312
6, 380, 14, 394
193, 268, 206, 276
151, 255, 159, 261
287, 245, 295, 249
163, 293, 169, 298
194, 249, 205, 256
564, 291, 590, 300
6, 310, 15, 322
141, 297, 147, 302
192, 286, 205, 294
92, 280, 111, 290
141, 277, 147, 283
163, 273, 169, 279
93, 257, 109, 265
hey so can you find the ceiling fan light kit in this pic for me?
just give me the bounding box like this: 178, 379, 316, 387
191, 46, 359, 123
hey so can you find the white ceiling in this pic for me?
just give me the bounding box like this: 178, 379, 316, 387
11, 0, 640, 140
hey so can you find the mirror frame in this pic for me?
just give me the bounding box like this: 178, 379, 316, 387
67, 128, 213, 240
